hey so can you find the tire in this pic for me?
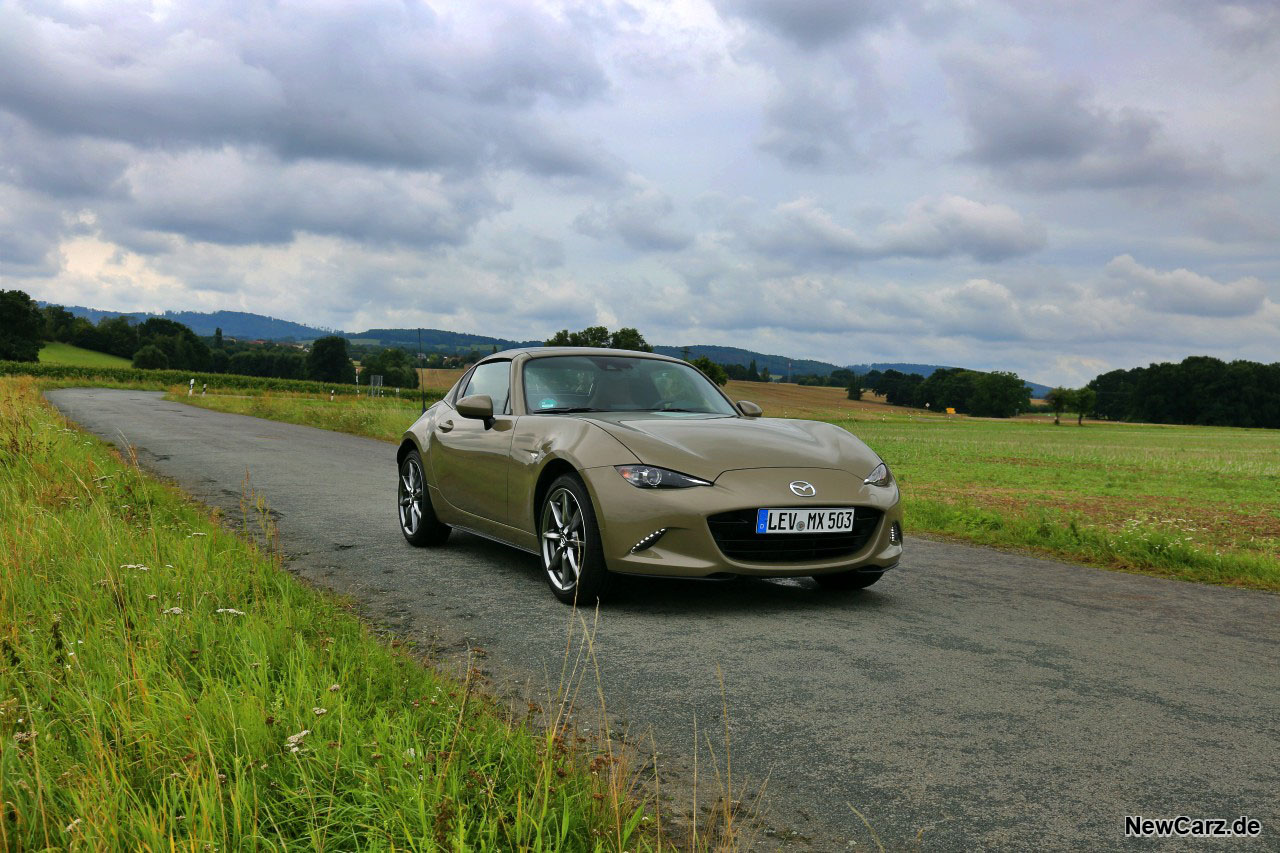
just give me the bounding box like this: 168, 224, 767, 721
813, 570, 883, 591
398, 449, 450, 547
539, 474, 610, 604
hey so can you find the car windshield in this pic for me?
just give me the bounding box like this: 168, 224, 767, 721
523, 355, 738, 416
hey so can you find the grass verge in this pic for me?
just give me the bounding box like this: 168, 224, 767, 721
0, 376, 655, 850
173, 389, 441, 442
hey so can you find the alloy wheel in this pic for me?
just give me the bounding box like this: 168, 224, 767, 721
399, 458, 424, 537
540, 486, 586, 592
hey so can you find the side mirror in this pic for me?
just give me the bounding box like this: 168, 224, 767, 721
456, 394, 494, 420
737, 400, 762, 417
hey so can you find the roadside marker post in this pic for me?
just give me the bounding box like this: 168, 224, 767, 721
188, 378, 194, 397
201, 383, 207, 397
330, 389, 334, 402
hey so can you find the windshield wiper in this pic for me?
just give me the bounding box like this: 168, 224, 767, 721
536, 407, 607, 414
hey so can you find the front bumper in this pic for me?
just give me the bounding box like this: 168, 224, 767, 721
581, 466, 903, 578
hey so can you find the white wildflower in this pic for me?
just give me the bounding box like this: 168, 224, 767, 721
148, 594, 158, 601
327, 684, 340, 693
285, 729, 311, 752
404, 747, 416, 759
312, 707, 327, 717
64, 818, 82, 833
215, 608, 246, 616
162, 607, 183, 616
120, 563, 149, 571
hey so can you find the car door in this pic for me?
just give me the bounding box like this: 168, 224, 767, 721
429, 360, 516, 525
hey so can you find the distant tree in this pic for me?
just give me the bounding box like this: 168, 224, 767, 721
1045, 387, 1071, 425
760, 366, 771, 382
690, 356, 729, 386
132, 344, 169, 370
97, 315, 139, 359
847, 374, 863, 401
608, 327, 653, 352
363, 347, 420, 389
722, 362, 749, 381
41, 304, 77, 342
546, 326, 611, 348
0, 290, 45, 362
747, 359, 760, 382
210, 349, 230, 373
1073, 387, 1097, 426
968, 371, 1030, 418
307, 336, 356, 383
214, 327, 224, 349
136, 317, 210, 371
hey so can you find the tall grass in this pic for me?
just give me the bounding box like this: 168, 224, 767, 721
1, 360, 368, 395
174, 389, 441, 442
0, 376, 658, 850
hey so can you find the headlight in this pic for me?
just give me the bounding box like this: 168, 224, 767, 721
615, 465, 711, 489
863, 462, 894, 487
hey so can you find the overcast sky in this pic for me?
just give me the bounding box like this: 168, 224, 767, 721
2, 0, 1277, 383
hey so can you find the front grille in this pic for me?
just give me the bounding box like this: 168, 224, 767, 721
707, 507, 883, 563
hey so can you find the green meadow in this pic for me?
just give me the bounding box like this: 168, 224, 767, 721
38, 341, 133, 368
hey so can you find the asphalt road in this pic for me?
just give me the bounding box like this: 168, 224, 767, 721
47, 389, 1280, 851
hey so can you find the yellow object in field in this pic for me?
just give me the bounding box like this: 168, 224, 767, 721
946, 407, 956, 414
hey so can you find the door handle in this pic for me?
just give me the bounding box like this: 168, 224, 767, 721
438, 420, 454, 433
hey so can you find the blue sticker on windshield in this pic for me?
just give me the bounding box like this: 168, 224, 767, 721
540, 398, 557, 409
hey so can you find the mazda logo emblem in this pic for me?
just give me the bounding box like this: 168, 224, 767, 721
789, 480, 816, 497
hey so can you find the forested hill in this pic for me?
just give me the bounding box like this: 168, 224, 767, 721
44, 303, 1051, 394
43, 304, 334, 341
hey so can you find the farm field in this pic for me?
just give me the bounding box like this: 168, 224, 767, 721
175, 378, 1280, 590
0, 376, 657, 850
38, 341, 132, 368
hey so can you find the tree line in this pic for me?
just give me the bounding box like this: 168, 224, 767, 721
1087, 356, 1280, 429
856, 367, 1032, 418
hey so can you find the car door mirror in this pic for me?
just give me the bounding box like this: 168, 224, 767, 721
456, 394, 494, 420
737, 400, 762, 417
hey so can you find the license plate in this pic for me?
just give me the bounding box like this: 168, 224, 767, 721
756, 507, 856, 534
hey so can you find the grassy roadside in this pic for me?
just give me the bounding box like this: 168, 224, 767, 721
0, 377, 657, 850
174, 388, 441, 442
171, 386, 1280, 592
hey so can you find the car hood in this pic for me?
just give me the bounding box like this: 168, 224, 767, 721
584, 413, 877, 481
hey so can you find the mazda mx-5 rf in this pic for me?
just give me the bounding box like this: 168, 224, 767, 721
396, 347, 903, 603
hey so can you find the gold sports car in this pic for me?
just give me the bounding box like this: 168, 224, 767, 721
397, 347, 903, 603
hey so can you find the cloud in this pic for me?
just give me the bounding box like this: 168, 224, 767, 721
712, 0, 896, 48
1104, 254, 1266, 317
0, 1, 613, 178
946, 49, 1234, 191
574, 177, 692, 251
750, 195, 1045, 264
120, 148, 501, 248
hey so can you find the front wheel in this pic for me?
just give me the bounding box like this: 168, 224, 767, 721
813, 571, 882, 591
398, 449, 450, 546
539, 474, 610, 604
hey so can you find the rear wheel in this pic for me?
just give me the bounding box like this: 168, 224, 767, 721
398, 449, 450, 546
813, 571, 882, 591
539, 474, 610, 604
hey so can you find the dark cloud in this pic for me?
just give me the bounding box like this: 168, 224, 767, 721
0, 1, 612, 178
946, 51, 1234, 191
713, 0, 896, 48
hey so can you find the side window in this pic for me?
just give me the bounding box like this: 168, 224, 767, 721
461, 361, 512, 414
